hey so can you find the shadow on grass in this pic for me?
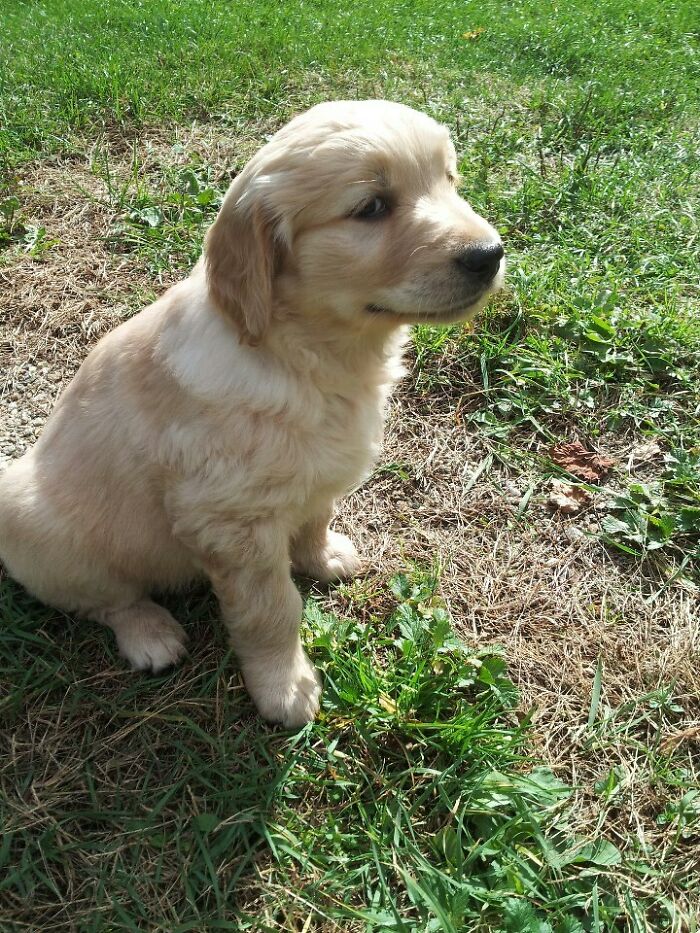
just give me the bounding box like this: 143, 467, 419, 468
1, 575, 294, 928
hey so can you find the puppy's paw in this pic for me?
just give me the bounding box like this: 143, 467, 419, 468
295, 531, 362, 583
115, 609, 188, 674
321, 531, 362, 581
245, 650, 322, 728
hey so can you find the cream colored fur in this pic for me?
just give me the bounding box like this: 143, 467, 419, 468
0, 100, 503, 726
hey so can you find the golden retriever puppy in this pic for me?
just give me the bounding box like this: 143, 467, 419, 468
0, 100, 504, 726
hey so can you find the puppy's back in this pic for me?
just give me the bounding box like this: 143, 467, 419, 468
0, 285, 200, 613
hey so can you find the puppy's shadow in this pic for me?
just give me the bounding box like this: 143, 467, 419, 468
0, 573, 317, 921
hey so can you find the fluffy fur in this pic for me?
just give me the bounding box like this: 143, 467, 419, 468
0, 100, 504, 726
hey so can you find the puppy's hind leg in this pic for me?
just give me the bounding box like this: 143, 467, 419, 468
94, 600, 188, 673
292, 504, 361, 583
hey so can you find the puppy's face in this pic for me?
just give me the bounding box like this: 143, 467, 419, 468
281, 102, 504, 327
206, 101, 504, 338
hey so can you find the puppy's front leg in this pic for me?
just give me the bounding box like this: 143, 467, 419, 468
291, 504, 362, 583
206, 523, 321, 727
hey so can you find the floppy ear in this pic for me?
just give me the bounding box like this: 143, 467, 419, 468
204, 179, 277, 342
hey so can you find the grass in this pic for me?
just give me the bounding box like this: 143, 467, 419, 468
0, 0, 698, 150
1, 0, 700, 928
0, 571, 667, 930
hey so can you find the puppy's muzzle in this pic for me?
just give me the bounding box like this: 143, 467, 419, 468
455, 242, 504, 286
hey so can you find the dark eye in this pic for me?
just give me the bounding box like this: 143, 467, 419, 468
354, 196, 389, 219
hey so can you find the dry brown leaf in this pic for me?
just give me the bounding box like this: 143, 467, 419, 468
550, 441, 615, 484
547, 480, 592, 515
660, 725, 700, 752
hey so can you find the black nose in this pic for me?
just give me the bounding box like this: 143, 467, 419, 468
455, 242, 504, 282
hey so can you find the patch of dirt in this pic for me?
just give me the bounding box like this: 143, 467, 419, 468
2, 140, 699, 883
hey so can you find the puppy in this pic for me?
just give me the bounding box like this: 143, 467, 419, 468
0, 101, 504, 726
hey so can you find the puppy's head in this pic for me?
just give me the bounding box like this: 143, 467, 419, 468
205, 100, 504, 340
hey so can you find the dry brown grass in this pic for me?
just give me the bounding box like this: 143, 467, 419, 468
2, 135, 699, 920
324, 392, 699, 884
1, 157, 146, 464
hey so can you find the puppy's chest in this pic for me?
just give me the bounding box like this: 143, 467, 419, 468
302, 388, 385, 490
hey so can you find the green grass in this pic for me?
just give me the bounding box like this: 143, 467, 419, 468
1, 0, 700, 928
0, 571, 669, 930
1, 0, 698, 163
